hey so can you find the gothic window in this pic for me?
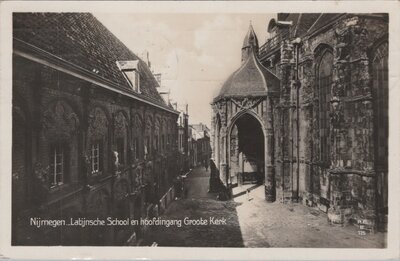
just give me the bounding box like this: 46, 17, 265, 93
42, 100, 79, 184
372, 42, 388, 169
90, 141, 102, 174
88, 107, 108, 176
49, 143, 66, 187
317, 50, 333, 163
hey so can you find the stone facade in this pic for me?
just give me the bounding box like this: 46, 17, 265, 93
211, 13, 388, 230
12, 13, 182, 245
189, 123, 211, 168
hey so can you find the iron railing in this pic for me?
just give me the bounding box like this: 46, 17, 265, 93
259, 31, 289, 57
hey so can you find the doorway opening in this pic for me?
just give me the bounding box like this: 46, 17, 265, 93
229, 113, 265, 186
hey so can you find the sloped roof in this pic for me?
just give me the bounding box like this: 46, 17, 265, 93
214, 50, 280, 102
13, 13, 169, 109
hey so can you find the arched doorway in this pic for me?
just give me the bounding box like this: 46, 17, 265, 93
229, 113, 265, 186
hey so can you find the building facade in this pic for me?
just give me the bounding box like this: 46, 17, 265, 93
211, 13, 388, 230
191, 123, 211, 168
12, 13, 182, 245
176, 105, 190, 172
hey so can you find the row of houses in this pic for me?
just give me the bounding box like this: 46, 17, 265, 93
11, 13, 201, 246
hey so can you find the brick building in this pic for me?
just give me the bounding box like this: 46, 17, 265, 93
12, 13, 182, 245
211, 14, 388, 229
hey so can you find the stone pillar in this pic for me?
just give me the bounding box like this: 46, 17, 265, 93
278, 39, 294, 200
265, 97, 276, 202
210, 114, 215, 159
219, 126, 227, 187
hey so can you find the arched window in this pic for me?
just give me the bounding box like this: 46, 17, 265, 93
372, 42, 388, 170
42, 100, 80, 187
317, 50, 334, 163
87, 107, 109, 176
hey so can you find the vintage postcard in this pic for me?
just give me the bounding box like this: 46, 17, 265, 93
0, 1, 399, 260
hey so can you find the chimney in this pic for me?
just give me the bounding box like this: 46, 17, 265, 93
140, 50, 151, 69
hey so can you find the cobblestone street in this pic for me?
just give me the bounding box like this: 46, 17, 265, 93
143, 166, 386, 248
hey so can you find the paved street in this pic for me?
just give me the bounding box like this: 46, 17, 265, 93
143, 166, 386, 248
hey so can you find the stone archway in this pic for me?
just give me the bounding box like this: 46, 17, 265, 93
227, 112, 265, 187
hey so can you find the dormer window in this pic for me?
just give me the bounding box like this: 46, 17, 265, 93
116, 60, 141, 93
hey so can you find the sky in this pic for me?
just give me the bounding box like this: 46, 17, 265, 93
94, 13, 275, 128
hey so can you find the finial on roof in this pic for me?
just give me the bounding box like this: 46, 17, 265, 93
241, 20, 259, 62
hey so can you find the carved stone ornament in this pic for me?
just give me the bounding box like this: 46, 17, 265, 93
134, 167, 144, 187
231, 97, 263, 111
88, 107, 108, 140
112, 150, 120, 171
329, 97, 343, 129
145, 115, 153, 134
335, 26, 351, 62
213, 101, 227, 125
352, 25, 369, 60
134, 114, 143, 130
155, 117, 160, 133
42, 100, 79, 140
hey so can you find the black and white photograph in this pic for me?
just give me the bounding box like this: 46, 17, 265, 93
1, 1, 399, 260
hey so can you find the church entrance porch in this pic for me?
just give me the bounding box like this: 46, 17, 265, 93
229, 113, 264, 187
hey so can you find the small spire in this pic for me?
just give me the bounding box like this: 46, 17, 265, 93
242, 21, 259, 49
241, 21, 259, 62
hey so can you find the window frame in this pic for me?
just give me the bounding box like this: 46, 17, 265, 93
90, 140, 103, 175
49, 143, 66, 188
123, 69, 140, 93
